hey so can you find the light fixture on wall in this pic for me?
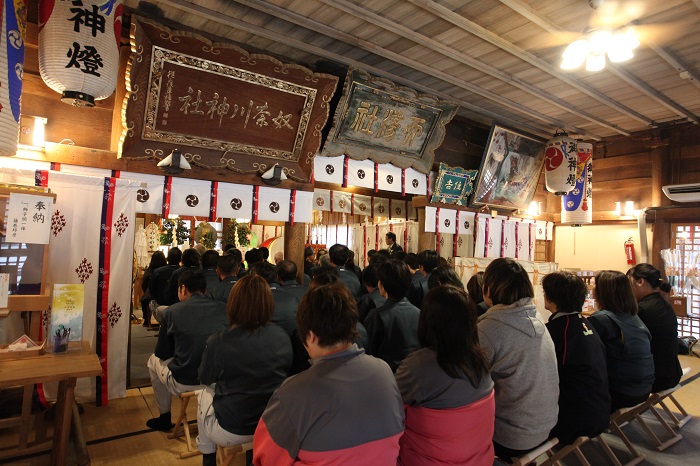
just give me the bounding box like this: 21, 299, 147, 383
18, 115, 48, 150
526, 201, 542, 217
614, 201, 636, 217
561, 27, 639, 72
157, 149, 191, 175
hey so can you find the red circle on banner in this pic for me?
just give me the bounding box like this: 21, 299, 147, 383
544, 147, 563, 171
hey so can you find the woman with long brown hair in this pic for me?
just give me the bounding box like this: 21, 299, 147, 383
395, 285, 494, 466
588, 270, 654, 411
196, 274, 292, 466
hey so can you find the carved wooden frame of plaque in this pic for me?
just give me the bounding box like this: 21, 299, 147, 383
119, 18, 338, 182
321, 69, 457, 175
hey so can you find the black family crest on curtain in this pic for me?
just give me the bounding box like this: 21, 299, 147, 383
322, 68, 457, 174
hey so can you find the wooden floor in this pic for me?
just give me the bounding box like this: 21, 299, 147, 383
2, 356, 700, 465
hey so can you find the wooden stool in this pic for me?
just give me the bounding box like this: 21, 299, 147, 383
509, 437, 559, 466
595, 405, 646, 466
631, 387, 683, 451
540, 436, 591, 466
167, 391, 201, 459
653, 367, 693, 430
217, 441, 253, 466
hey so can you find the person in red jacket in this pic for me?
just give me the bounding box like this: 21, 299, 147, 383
395, 285, 495, 466
253, 282, 404, 465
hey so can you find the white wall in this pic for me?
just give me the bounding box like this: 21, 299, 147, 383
554, 223, 653, 273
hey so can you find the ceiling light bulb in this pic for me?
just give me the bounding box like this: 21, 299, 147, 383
588, 30, 611, 55
561, 39, 588, 69
607, 46, 634, 63
585, 53, 606, 72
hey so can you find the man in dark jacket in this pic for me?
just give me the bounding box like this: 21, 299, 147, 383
277, 260, 308, 301
406, 249, 440, 308
356, 264, 386, 324
329, 244, 361, 298
250, 262, 300, 338
163, 247, 201, 305
365, 260, 420, 372
146, 270, 227, 431
200, 249, 221, 293
207, 254, 240, 303
148, 247, 182, 307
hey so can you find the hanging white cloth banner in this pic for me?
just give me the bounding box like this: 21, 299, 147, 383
365, 224, 377, 251
168, 177, 211, 218
393, 221, 406, 249
516, 221, 534, 261
535, 221, 548, 240
404, 167, 428, 195
326, 225, 337, 247
502, 220, 517, 258
455, 234, 473, 258
406, 221, 419, 254
313, 189, 331, 212
353, 194, 372, 217
373, 197, 390, 218
378, 223, 390, 250
346, 158, 375, 189
257, 186, 291, 222
336, 225, 349, 246
407, 204, 418, 221
547, 221, 554, 241
116, 171, 165, 215
424, 206, 437, 233
313, 155, 344, 184
487, 218, 503, 258
390, 199, 407, 220
215, 183, 253, 220
438, 208, 457, 234
474, 216, 487, 258
332, 190, 352, 214
351, 224, 364, 265
293, 190, 314, 224
458, 211, 475, 235
377, 163, 403, 193
58, 164, 112, 178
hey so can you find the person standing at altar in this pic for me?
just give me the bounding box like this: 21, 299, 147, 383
385, 232, 403, 257
146, 269, 228, 432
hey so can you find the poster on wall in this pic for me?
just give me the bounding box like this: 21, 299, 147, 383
471, 124, 546, 211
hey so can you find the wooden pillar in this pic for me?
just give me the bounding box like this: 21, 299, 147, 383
284, 222, 306, 283
417, 208, 436, 252
547, 226, 556, 263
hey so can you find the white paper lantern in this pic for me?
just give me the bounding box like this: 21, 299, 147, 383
561, 143, 593, 225
0, 1, 27, 156
38, 0, 123, 107
544, 129, 578, 195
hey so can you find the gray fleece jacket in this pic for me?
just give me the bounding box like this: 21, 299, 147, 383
477, 297, 559, 450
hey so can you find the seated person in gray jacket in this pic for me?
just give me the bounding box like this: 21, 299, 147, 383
146, 270, 227, 432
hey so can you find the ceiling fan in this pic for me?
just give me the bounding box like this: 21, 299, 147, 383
559, 0, 679, 71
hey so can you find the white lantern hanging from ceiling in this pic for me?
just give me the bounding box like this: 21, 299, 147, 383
544, 129, 578, 195
561, 142, 593, 226
0, 0, 27, 156
38, 0, 123, 107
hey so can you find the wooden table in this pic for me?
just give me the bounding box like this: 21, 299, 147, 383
0, 349, 102, 465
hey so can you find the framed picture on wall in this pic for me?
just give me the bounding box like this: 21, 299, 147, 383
471, 124, 546, 211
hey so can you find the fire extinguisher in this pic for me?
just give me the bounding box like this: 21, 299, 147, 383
625, 237, 636, 265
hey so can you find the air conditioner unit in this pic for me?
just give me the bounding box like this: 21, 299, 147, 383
662, 183, 700, 203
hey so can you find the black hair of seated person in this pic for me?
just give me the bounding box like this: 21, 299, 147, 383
304, 246, 315, 259
201, 249, 220, 268
362, 264, 380, 288
177, 269, 207, 294
259, 246, 270, 260
386, 231, 397, 242
181, 248, 201, 267
346, 249, 358, 268
417, 249, 440, 273
369, 249, 390, 265
147, 251, 167, 272
367, 249, 377, 259
328, 243, 350, 267
483, 257, 533, 306
419, 285, 489, 387
627, 263, 672, 293
216, 254, 240, 277
308, 266, 339, 291
393, 251, 406, 261
223, 243, 236, 254
466, 271, 484, 304
277, 260, 297, 282
167, 247, 183, 266
227, 248, 243, 262
244, 248, 264, 266
249, 261, 277, 284
403, 253, 419, 271
297, 282, 358, 347
378, 259, 412, 300
542, 271, 587, 313
594, 270, 639, 315
428, 265, 464, 291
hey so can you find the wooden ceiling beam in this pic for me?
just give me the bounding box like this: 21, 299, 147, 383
320, 0, 614, 138
649, 45, 700, 92
498, 0, 699, 124
416, 0, 652, 126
